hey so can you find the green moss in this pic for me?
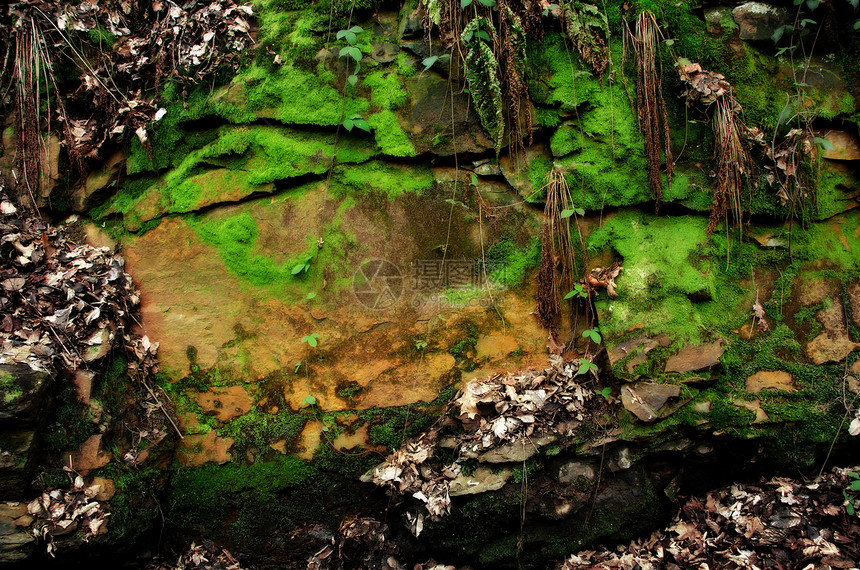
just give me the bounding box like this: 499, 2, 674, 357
368, 110, 416, 157
588, 211, 717, 343
487, 236, 541, 288
42, 385, 95, 453
334, 160, 432, 199
218, 409, 307, 456
167, 455, 317, 526
106, 467, 163, 543
190, 210, 319, 294
122, 125, 374, 221
364, 70, 407, 111
792, 214, 860, 269
526, 154, 554, 202
814, 164, 857, 220
87, 24, 116, 47
395, 51, 417, 77
530, 34, 650, 209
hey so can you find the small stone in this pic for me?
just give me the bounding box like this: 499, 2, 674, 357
806, 334, 858, 365
732, 398, 769, 423
473, 162, 502, 176
478, 435, 555, 463
732, 2, 790, 41
63, 434, 111, 476
370, 41, 399, 63
818, 130, 860, 161
73, 370, 95, 405
848, 281, 860, 329
90, 477, 116, 501
608, 447, 632, 472
621, 382, 681, 422
176, 431, 234, 467
83, 328, 111, 362
664, 342, 724, 374
449, 467, 511, 496
557, 461, 595, 484
746, 370, 795, 393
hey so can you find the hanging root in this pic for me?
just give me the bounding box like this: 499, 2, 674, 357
537, 168, 578, 342
708, 96, 749, 236
624, 12, 673, 210
13, 19, 43, 214
678, 60, 752, 238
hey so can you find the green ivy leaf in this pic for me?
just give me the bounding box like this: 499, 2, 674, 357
301, 394, 317, 406
461, 0, 472, 6
806, 0, 820, 10
855, 19, 860, 30
849, 0, 859, 9
349, 26, 363, 34
560, 209, 574, 219
851, 480, 860, 491
352, 119, 370, 132
291, 263, 307, 274
477, 0, 496, 6
813, 137, 835, 150
476, 30, 491, 41
422, 55, 439, 71
306, 291, 317, 300
302, 333, 319, 347
463, 29, 474, 42
347, 74, 358, 87
563, 290, 576, 300
471, 173, 479, 186
771, 26, 784, 43
575, 207, 585, 216
343, 118, 354, 132
577, 359, 595, 376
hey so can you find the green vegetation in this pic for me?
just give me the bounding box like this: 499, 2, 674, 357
588, 211, 717, 343
190, 210, 317, 291
334, 160, 433, 199
486, 236, 541, 288
217, 409, 307, 456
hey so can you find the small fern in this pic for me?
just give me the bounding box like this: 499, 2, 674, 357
462, 18, 504, 154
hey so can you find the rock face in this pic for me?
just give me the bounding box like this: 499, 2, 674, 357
621, 383, 682, 422
664, 342, 725, 374
819, 130, 860, 161
732, 2, 791, 41
3, 0, 860, 566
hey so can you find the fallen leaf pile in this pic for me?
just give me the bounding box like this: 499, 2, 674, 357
308, 517, 397, 570
367, 356, 598, 523
0, 187, 150, 376
1, 184, 176, 454
561, 466, 860, 570
306, 515, 458, 570
678, 61, 735, 108
2, 0, 254, 161
28, 470, 109, 557
585, 262, 622, 298
147, 540, 244, 570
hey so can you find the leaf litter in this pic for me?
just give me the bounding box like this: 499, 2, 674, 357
365, 355, 599, 526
